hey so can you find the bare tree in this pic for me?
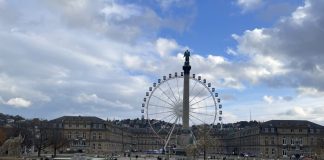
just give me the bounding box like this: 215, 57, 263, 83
49, 127, 68, 157
185, 144, 199, 159
195, 126, 220, 160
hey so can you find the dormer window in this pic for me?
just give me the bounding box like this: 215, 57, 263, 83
310, 129, 314, 133
265, 128, 269, 133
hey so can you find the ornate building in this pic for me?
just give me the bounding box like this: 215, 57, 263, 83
49, 116, 166, 154
223, 120, 324, 159
49, 116, 324, 159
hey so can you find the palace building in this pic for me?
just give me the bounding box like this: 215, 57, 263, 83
222, 120, 324, 159
48, 116, 324, 159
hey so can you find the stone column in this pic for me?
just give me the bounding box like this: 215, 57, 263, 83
182, 50, 191, 130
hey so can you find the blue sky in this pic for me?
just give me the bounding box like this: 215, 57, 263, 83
1, 0, 324, 125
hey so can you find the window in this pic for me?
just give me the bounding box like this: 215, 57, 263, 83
291, 138, 294, 145
271, 128, 275, 133
291, 129, 294, 133
282, 149, 287, 156
299, 129, 302, 132
83, 132, 86, 138
93, 143, 96, 149
76, 124, 79, 128
265, 148, 269, 154
93, 133, 96, 140
310, 129, 314, 133
265, 137, 268, 145
98, 143, 102, 149
98, 133, 102, 140
272, 148, 275, 154
265, 128, 269, 133
271, 137, 275, 145
283, 137, 287, 145
68, 132, 72, 139
84, 124, 87, 128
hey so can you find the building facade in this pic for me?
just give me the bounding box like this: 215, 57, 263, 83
223, 120, 324, 159
49, 116, 165, 154
49, 116, 324, 158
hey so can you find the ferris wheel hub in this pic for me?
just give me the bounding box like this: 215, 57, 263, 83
173, 101, 183, 118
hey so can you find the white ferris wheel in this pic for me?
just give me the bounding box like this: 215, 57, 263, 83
141, 58, 223, 149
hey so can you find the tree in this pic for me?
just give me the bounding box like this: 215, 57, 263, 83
195, 125, 220, 160
0, 127, 7, 145
32, 119, 52, 157
185, 144, 199, 159
48, 127, 68, 157
315, 137, 324, 159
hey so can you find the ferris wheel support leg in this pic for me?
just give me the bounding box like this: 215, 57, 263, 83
164, 118, 178, 150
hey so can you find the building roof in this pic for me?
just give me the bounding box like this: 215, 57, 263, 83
261, 120, 323, 128
49, 116, 105, 123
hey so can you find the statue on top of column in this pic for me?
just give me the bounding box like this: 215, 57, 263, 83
184, 50, 190, 66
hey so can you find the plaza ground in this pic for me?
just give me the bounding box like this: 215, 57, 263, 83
0, 153, 301, 160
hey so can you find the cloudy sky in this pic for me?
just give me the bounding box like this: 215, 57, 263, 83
1, 0, 324, 124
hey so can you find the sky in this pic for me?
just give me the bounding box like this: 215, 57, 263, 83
1, 0, 324, 125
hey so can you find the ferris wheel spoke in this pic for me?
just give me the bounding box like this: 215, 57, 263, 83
190, 95, 212, 106
151, 113, 176, 125
191, 105, 215, 110
149, 110, 174, 115
149, 103, 174, 110
176, 77, 181, 102
157, 87, 177, 105
162, 114, 177, 127
152, 95, 175, 107
189, 87, 206, 104
190, 79, 198, 95
156, 116, 175, 134
191, 111, 215, 117
189, 113, 206, 124
166, 80, 180, 103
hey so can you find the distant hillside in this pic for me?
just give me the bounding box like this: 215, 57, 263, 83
0, 112, 260, 129
0, 113, 25, 125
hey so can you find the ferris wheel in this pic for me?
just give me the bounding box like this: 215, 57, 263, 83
141, 72, 223, 148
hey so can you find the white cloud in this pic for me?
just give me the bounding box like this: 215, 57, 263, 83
233, 0, 324, 94
100, 3, 142, 21
1, 0, 323, 125
297, 87, 324, 97
221, 77, 245, 90
75, 93, 133, 109
284, 106, 308, 117
236, 0, 263, 12
262, 95, 292, 104
156, 0, 194, 10
155, 38, 181, 57
6, 97, 31, 108
263, 95, 273, 104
